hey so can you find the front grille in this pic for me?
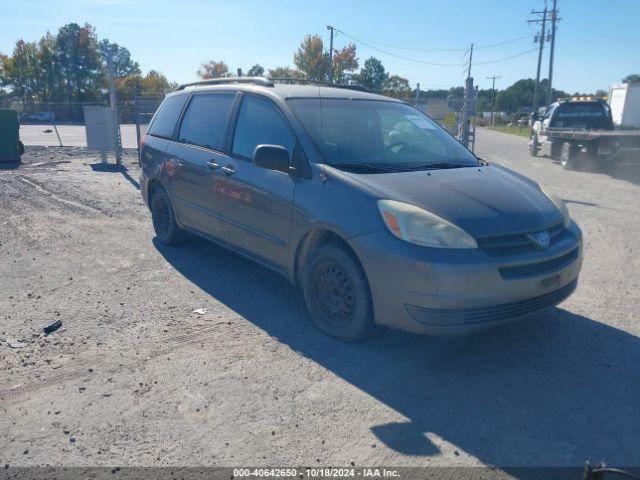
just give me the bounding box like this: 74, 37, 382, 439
498, 248, 579, 279
406, 279, 577, 328
477, 222, 567, 257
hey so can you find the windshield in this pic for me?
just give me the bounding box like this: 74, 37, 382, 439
287, 98, 478, 172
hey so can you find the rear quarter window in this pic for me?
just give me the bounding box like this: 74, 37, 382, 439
148, 94, 189, 139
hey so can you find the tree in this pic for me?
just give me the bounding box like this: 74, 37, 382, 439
247, 64, 265, 77
267, 66, 306, 80
99, 39, 140, 78
197, 60, 229, 79
117, 70, 175, 99
55, 23, 104, 102
0, 40, 40, 104
358, 57, 388, 93
623, 74, 640, 84
383, 75, 411, 98
294, 35, 329, 82
331, 43, 358, 83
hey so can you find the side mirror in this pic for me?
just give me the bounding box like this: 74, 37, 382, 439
252, 144, 291, 173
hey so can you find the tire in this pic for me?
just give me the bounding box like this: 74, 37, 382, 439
150, 187, 188, 246
528, 135, 539, 157
302, 244, 375, 341
560, 142, 575, 170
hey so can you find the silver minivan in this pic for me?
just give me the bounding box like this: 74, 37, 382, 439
140, 78, 582, 340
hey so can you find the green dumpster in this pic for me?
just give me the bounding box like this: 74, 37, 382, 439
0, 109, 24, 162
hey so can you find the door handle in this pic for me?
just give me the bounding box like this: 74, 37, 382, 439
220, 165, 236, 176
206, 160, 220, 169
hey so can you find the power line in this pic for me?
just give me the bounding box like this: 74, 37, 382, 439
336, 30, 465, 66
474, 48, 539, 65
333, 28, 532, 52
335, 28, 538, 68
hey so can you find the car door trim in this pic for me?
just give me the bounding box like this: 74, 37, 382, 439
173, 195, 286, 247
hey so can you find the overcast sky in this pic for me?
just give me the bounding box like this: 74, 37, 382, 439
2, 0, 638, 92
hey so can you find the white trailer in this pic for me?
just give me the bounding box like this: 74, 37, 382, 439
608, 83, 640, 128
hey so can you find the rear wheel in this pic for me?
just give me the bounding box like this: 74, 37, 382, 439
528, 135, 539, 157
302, 244, 375, 341
560, 142, 575, 170
151, 187, 188, 245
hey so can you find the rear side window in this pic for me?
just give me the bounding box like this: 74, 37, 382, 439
148, 94, 188, 139
178, 93, 235, 151
551, 102, 610, 129
232, 96, 294, 160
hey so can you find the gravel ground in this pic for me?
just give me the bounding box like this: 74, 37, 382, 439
1, 128, 639, 470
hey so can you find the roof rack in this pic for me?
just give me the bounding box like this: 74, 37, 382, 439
269, 77, 370, 93
176, 77, 274, 90
176, 76, 372, 94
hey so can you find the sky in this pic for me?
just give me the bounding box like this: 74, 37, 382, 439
1, 0, 639, 93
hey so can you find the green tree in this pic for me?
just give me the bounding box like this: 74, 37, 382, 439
37, 33, 64, 101
117, 70, 174, 100
247, 64, 265, 76
358, 57, 388, 93
0, 40, 40, 103
623, 74, 640, 84
294, 35, 329, 82
383, 75, 411, 98
56, 23, 104, 102
331, 43, 358, 83
99, 39, 140, 78
197, 60, 229, 79
268, 66, 306, 80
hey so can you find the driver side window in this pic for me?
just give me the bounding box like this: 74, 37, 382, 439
232, 96, 294, 161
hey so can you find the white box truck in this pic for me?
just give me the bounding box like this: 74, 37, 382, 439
608, 83, 640, 128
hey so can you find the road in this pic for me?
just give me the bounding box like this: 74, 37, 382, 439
1, 128, 639, 472
19, 123, 141, 149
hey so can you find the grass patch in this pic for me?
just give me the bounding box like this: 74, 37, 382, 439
487, 125, 531, 138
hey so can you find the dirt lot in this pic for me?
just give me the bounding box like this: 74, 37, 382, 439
1, 129, 639, 469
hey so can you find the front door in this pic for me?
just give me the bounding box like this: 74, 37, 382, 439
216, 94, 297, 269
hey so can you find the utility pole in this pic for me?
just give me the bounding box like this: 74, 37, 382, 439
459, 44, 475, 148
487, 75, 501, 125
327, 25, 334, 84
546, 0, 559, 106
528, 5, 548, 112
106, 51, 122, 166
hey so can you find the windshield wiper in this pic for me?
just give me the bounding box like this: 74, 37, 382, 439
329, 162, 400, 173
401, 162, 471, 171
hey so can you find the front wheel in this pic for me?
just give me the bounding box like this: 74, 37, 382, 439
151, 187, 188, 245
302, 244, 375, 341
528, 135, 539, 157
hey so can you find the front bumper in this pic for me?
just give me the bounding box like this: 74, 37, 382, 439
350, 222, 583, 335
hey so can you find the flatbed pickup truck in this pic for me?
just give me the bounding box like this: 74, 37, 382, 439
528, 98, 640, 170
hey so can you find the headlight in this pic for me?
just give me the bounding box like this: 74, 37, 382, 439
541, 187, 571, 228
377, 200, 477, 249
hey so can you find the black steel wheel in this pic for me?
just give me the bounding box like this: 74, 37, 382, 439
151, 187, 187, 245
302, 244, 374, 341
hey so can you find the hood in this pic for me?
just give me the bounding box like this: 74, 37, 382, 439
341, 165, 563, 238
